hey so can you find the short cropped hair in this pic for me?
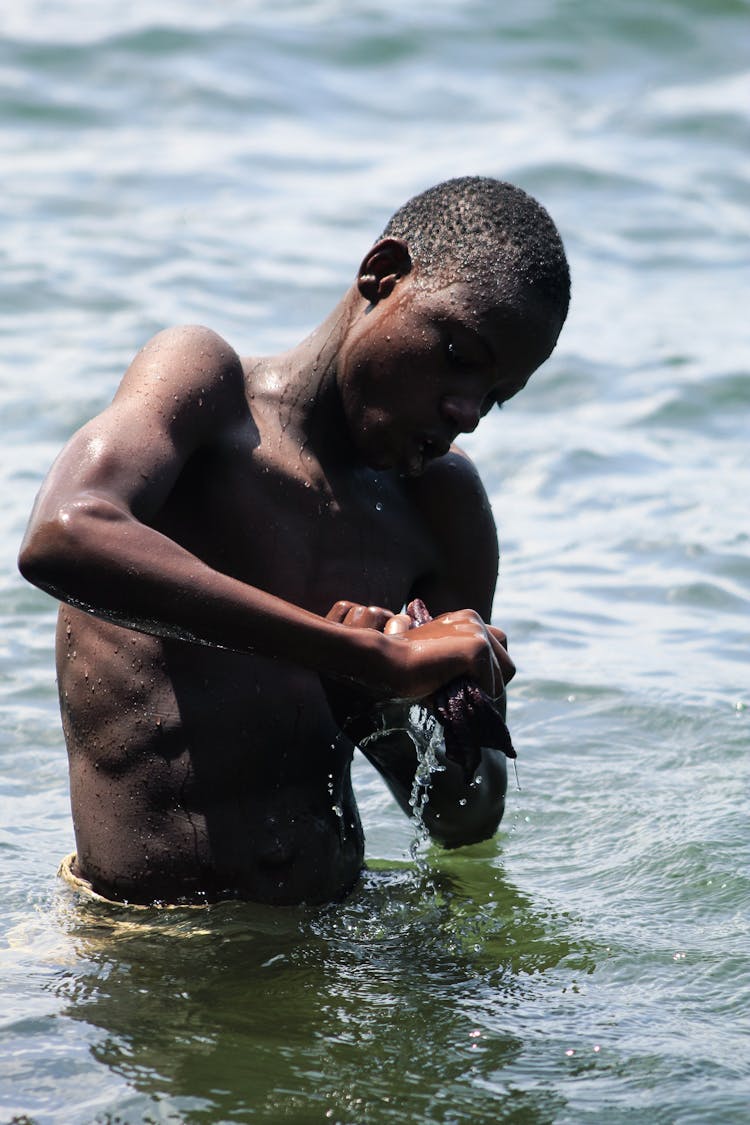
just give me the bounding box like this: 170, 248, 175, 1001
381, 176, 570, 321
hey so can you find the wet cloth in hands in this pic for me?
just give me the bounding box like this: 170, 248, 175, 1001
406, 598, 516, 781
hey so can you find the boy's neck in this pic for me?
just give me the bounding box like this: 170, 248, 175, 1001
246, 287, 363, 471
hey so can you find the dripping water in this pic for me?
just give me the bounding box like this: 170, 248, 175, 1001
358, 703, 446, 869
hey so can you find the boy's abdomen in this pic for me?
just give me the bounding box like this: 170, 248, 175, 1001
59, 610, 365, 906
69, 769, 365, 905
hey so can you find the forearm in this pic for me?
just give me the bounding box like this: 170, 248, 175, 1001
18, 493, 386, 685
20, 491, 506, 701
356, 701, 508, 847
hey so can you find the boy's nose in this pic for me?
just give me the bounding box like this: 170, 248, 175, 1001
440, 394, 481, 434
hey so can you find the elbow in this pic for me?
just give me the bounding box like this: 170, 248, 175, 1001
18, 510, 75, 596
427, 797, 506, 850
425, 749, 508, 849
18, 495, 110, 597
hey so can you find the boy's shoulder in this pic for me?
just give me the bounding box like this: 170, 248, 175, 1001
407, 445, 494, 524
404, 447, 498, 615
112, 324, 249, 429
120, 324, 244, 390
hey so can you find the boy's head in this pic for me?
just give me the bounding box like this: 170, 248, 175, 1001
337, 177, 569, 476
367, 176, 570, 331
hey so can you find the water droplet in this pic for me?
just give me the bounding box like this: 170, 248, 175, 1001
374, 501, 383, 511
458, 798, 467, 807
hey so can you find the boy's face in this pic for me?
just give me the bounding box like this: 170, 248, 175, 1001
336, 272, 562, 477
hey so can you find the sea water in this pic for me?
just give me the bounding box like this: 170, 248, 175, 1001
1, 1, 749, 1122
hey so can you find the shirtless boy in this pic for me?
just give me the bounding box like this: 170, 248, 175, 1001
19, 177, 570, 906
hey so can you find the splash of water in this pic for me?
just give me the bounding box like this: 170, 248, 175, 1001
359, 703, 446, 867
405, 704, 446, 863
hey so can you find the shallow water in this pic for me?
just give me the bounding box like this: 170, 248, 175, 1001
1, 1, 749, 1122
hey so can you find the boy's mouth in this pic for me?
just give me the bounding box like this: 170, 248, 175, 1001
404, 436, 450, 477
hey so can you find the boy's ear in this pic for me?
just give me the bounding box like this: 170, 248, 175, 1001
357, 238, 412, 304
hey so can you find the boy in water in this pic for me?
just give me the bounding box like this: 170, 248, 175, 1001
19, 177, 569, 906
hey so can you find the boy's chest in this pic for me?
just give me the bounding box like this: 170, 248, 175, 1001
163, 425, 436, 615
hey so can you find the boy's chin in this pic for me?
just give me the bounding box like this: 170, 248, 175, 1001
367, 446, 424, 478
399, 455, 427, 479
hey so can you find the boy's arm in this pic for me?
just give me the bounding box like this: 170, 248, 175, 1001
345, 448, 514, 847
18, 327, 504, 701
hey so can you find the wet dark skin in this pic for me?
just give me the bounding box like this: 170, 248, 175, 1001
19, 238, 562, 905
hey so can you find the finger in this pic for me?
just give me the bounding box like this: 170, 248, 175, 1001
473, 653, 500, 699
383, 612, 413, 635
488, 648, 503, 699
456, 626, 501, 698
488, 631, 516, 685
344, 605, 394, 632
326, 600, 357, 623
475, 628, 509, 698
488, 625, 508, 651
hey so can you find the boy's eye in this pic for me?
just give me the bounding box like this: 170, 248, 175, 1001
446, 338, 470, 367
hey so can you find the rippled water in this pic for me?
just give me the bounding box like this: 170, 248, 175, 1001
2, 2, 749, 1122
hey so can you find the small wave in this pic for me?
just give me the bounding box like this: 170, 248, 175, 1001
635, 371, 750, 433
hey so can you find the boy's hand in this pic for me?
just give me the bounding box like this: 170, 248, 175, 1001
387, 609, 511, 700
325, 600, 514, 700
325, 600, 411, 634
